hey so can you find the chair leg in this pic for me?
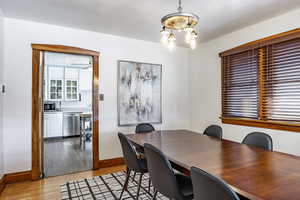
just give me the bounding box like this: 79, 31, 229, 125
120, 168, 131, 199
136, 173, 143, 200
133, 172, 136, 181
152, 189, 158, 200
148, 177, 151, 193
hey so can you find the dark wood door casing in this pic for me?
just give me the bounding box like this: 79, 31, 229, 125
31, 44, 100, 180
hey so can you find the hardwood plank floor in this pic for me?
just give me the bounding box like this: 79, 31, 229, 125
44, 137, 92, 177
0, 165, 126, 200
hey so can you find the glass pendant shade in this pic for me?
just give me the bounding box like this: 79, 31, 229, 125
190, 38, 196, 49
167, 33, 176, 51
160, 29, 170, 45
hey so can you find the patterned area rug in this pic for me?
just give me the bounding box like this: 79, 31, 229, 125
61, 171, 168, 200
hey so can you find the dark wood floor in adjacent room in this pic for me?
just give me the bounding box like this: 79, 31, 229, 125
44, 137, 92, 177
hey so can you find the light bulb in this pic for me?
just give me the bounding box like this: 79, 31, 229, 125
161, 33, 169, 45
168, 40, 176, 51
184, 27, 193, 44
191, 30, 198, 39
160, 28, 170, 45
168, 33, 176, 51
190, 38, 197, 49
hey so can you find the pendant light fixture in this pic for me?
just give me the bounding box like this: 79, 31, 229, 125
160, 0, 199, 50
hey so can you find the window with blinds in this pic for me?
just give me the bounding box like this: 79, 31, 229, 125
264, 39, 300, 121
222, 50, 259, 119
220, 28, 300, 132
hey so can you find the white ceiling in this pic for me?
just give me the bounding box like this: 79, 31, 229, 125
1, 0, 300, 44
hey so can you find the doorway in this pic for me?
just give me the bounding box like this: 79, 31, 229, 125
31, 44, 100, 180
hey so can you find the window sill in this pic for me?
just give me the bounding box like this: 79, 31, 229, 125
220, 117, 300, 133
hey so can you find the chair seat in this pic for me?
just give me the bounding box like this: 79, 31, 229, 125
175, 173, 194, 199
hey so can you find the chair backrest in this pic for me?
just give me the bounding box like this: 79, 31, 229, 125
242, 132, 273, 151
118, 133, 142, 171
203, 125, 222, 139
191, 166, 240, 200
135, 123, 155, 133
144, 143, 183, 200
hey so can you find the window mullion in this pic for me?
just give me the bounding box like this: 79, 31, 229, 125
258, 47, 267, 121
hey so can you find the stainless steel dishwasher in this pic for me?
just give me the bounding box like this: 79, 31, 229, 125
63, 112, 80, 137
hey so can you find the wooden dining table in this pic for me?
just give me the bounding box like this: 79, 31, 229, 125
125, 129, 300, 200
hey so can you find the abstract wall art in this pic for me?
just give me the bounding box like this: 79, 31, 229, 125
118, 60, 162, 126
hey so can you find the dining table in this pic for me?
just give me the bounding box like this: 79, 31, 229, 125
125, 129, 300, 200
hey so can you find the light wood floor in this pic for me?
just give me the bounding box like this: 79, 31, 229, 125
0, 165, 126, 200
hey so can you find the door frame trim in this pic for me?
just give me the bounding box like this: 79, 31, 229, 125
31, 44, 100, 180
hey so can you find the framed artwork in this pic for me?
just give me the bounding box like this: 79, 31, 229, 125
118, 60, 162, 126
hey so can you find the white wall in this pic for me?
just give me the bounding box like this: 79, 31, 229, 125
3, 18, 191, 173
0, 8, 4, 179
190, 8, 300, 156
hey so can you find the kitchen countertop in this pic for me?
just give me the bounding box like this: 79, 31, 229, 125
44, 107, 91, 114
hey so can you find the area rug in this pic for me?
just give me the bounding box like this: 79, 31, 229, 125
60, 171, 168, 200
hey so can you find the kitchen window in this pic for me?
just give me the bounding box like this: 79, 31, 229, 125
220, 28, 300, 132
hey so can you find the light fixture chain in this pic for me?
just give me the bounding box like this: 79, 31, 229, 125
178, 0, 183, 13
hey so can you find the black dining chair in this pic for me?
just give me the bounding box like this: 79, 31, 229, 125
135, 123, 156, 155
203, 125, 223, 139
118, 133, 150, 199
191, 166, 240, 200
135, 123, 155, 133
144, 143, 193, 200
242, 132, 273, 151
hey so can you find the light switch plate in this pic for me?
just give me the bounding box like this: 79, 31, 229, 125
100, 93, 104, 101
1, 84, 5, 93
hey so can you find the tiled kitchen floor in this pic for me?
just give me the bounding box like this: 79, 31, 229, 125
43, 137, 92, 177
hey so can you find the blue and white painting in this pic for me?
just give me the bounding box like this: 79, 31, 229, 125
118, 61, 162, 126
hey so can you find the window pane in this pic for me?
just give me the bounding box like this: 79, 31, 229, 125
264, 39, 300, 121
50, 93, 57, 99
50, 80, 56, 86
222, 50, 259, 119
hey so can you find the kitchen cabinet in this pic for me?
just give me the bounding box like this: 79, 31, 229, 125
79, 68, 92, 91
45, 66, 64, 101
43, 112, 63, 138
44, 66, 80, 101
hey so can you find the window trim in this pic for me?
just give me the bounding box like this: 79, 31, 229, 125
220, 28, 300, 133
221, 117, 300, 133
219, 28, 300, 57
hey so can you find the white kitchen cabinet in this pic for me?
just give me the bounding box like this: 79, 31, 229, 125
48, 66, 64, 80
79, 68, 92, 91
43, 112, 63, 138
45, 66, 64, 101
65, 79, 79, 101
65, 68, 79, 79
